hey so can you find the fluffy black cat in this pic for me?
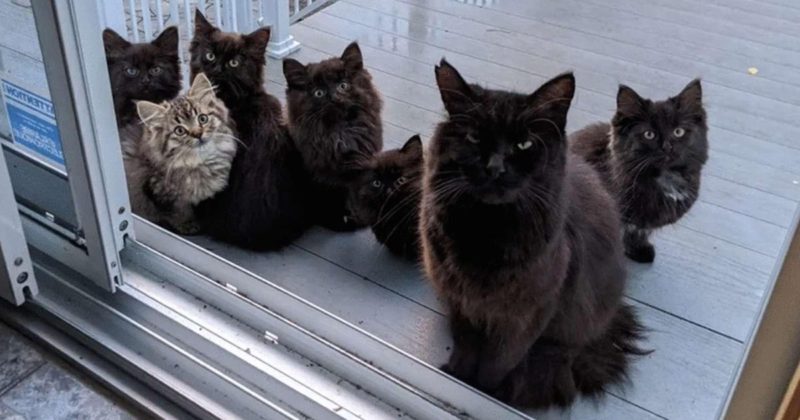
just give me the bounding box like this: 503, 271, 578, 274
283, 42, 383, 231
420, 60, 647, 408
103, 27, 181, 128
570, 80, 707, 262
191, 10, 311, 250
347, 135, 423, 260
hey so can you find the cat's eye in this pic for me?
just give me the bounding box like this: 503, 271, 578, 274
124, 67, 139, 77
337, 82, 350, 91
205, 52, 216, 62
371, 180, 383, 188
643, 130, 656, 140
313, 89, 325, 98
673, 127, 686, 138
466, 134, 479, 144
174, 126, 187, 136
517, 140, 533, 150
228, 59, 240, 68
149, 66, 162, 76
396, 176, 407, 185
197, 114, 209, 124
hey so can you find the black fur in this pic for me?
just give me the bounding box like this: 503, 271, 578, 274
191, 10, 311, 250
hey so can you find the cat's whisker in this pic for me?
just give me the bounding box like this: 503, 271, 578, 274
214, 132, 249, 151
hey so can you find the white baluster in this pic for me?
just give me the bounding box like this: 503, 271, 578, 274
214, 0, 222, 26
169, 0, 179, 26
183, 0, 191, 34
154, 0, 164, 31
261, 0, 300, 58
95, 0, 128, 35
127, 0, 139, 41
229, 0, 238, 32
141, 0, 152, 40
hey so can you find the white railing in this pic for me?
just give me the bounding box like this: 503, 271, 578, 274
97, 0, 304, 58
289, 0, 335, 24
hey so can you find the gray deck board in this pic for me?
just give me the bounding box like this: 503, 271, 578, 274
701, 0, 800, 23
293, 11, 800, 188
420, 0, 800, 69
593, 0, 800, 47
283, 24, 799, 229
326, 1, 800, 150
630, 0, 800, 33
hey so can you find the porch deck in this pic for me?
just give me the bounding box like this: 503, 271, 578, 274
193, 0, 800, 418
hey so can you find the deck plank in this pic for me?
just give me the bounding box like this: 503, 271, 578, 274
287, 22, 800, 187
401, 0, 800, 69
589, 0, 800, 46
699, 0, 800, 22
619, 0, 800, 33
327, 2, 800, 148
283, 24, 798, 229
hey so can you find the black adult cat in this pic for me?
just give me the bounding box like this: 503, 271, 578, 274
283, 42, 383, 231
570, 80, 707, 263
347, 135, 423, 260
420, 60, 646, 408
191, 10, 311, 250
103, 27, 181, 127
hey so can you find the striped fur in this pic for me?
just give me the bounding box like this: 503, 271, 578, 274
122, 73, 237, 234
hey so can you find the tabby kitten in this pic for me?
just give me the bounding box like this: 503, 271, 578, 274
283, 42, 383, 231
347, 135, 423, 260
190, 10, 312, 250
420, 60, 646, 408
103, 27, 181, 128
570, 80, 707, 263
122, 73, 236, 234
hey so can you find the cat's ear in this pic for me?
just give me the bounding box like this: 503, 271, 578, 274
676, 79, 703, 112
527, 72, 575, 129
616, 85, 645, 117
283, 59, 308, 89
435, 59, 475, 116
102, 29, 131, 58
136, 100, 167, 124
244, 27, 271, 57
151, 26, 179, 55
400, 135, 423, 162
341, 42, 363, 73
194, 9, 217, 38
188, 73, 215, 100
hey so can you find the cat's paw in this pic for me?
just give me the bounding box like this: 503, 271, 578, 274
626, 242, 656, 263
175, 220, 203, 236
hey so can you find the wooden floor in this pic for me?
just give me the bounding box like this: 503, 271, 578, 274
193, 0, 800, 418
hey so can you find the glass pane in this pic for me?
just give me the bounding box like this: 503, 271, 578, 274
0, 0, 77, 238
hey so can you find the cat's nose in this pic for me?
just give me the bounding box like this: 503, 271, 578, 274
486, 154, 506, 178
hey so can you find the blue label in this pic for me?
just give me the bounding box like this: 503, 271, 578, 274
2, 80, 64, 165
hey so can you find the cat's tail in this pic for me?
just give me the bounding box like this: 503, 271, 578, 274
571, 304, 650, 398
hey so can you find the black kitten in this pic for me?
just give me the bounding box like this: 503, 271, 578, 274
190, 10, 312, 250
103, 27, 181, 127
283, 42, 383, 231
420, 60, 647, 408
570, 80, 707, 263
347, 135, 423, 260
